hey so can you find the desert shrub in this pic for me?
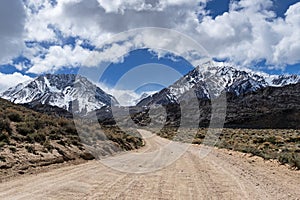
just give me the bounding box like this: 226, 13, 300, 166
43, 140, 53, 152
57, 140, 66, 146
0, 119, 11, 133
0, 141, 7, 148
69, 139, 80, 146
43, 119, 56, 126
266, 136, 277, 144
16, 122, 35, 136
63, 124, 77, 135
9, 146, 17, 153
0, 155, 5, 162
26, 132, 46, 144
49, 133, 62, 140
253, 137, 266, 144
286, 137, 300, 143
33, 120, 46, 130
290, 154, 300, 169
25, 145, 36, 154
279, 153, 300, 169
58, 118, 69, 126
0, 133, 9, 144
10, 134, 24, 142
67, 135, 81, 145
7, 112, 22, 122
239, 145, 261, 156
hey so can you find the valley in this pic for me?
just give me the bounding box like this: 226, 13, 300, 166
0, 62, 299, 199
1, 1, 300, 199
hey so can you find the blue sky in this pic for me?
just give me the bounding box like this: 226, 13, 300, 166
99, 49, 194, 91
206, 0, 300, 19
0, 0, 300, 98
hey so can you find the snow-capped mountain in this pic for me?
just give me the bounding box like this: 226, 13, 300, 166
132, 91, 158, 105
138, 61, 300, 106
1, 74, 118, 114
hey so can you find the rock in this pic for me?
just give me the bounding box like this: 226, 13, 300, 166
80, 152, 95, 160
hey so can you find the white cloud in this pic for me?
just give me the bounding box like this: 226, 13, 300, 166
5, 0, 300, 74
97, 0, 201, 13
28, 44, 93, 73
0, 1, 26, 63
190, 0, 300, 68
96, 83, 141, 106
0, 73, 33, 93
230, 0, 274, 12
272, 2, 300, 65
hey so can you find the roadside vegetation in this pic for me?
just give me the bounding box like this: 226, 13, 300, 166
0, 98, 143, 176
155, 127, 300, 169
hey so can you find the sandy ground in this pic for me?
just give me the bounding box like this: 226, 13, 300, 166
0, 130, 299, 200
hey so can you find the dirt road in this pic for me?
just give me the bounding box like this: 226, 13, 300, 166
0, 130, 299, 200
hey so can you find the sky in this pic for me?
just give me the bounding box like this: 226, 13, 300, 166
0, 0, 300, 104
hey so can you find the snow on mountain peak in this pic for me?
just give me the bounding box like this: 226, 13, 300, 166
137, 61, 300, 106
1, 74, 118, 114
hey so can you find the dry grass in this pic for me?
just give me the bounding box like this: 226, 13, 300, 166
0, 98, 143, 175
151, 127, 300, 169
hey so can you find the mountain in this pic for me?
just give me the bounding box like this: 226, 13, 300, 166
133, 61, 300, 130
225, 82, 300, 129
1, 74, 118, 114
137, 61, 300, 106
132, 91, 157, 105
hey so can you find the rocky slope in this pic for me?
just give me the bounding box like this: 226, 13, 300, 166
139, 83, 300, 130
133, 61, 300, 130
225, 82, 300, 129
0, 98, 143, 178
138, 61, 300, 106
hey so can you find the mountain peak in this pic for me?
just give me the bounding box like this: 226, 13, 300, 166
1, 74, 118, 114
138, 61, 300, 106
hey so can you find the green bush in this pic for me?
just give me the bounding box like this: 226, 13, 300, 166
9, 146, 17, 153
57, 140, 66, 146
266, 136, 277, 144
0, 129, 10, 148
0, 155, 5, 162
43, 140, 53, 152
26, 132, 46, 144
49, 133, 62, 140
0, 141, 7, 148
279, 153, 300, 169
0, 133, 9, 144
0, 119, 11, 133
16, 123, 35, 136
7, 112, 22, 122
25, 145, 36, 154
63, 124, 77, 135
33, 120, 46, 130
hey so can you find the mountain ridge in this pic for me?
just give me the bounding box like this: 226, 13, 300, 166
1, 62, 300, 118
137, 61, 300, 106
1, 74, 118, 115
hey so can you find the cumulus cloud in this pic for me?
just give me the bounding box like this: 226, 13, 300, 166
272, 2, 300, 65
97, 83, 141, 106
0, 1, 26, 63
0, 73, 33, 93
192, 0, 300, 67
97, 82, 157, 106
6, 0, 300, 74
28, 44, 94, 73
